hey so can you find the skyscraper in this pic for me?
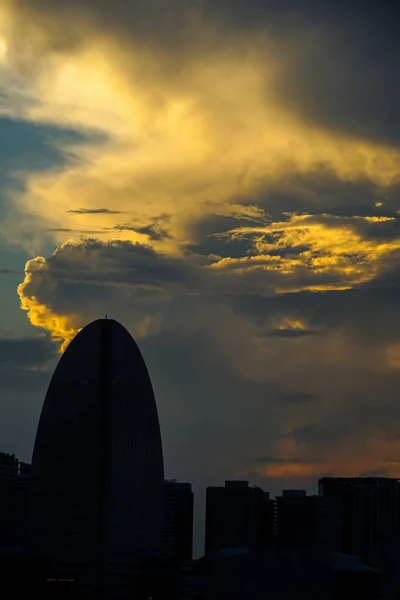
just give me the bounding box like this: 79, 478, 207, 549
0, 454, 32, 547
28, 319, 165, 598
319, 477, 356, 554
205, 481, 264, 554
0, 452, 18, 546
276, 490, 341, 551
163, 480, 193, 563
319, 476, 400, 564
14, 461, 31, 545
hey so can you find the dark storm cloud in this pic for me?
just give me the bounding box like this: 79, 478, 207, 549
111, 215, 173, 242
266, 328, 319, 338
212, 1, 400, 145
133, 224, 171, 241
17, 1, 400, 146
363, 266, 400, 290
254, 174, 400, 220
21, 241, 202, 322
186, 210, 269, 259
233, 286, 400, 346
273, 3, 400, 145
67, 208, 125, 215
20, 229, 400, 348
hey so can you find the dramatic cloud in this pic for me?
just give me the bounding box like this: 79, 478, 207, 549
1, 0, 400, 554
266, 328, 318, 338
16, 238, 400, 492
111, 214, 173, 241
1, 0, 400, 254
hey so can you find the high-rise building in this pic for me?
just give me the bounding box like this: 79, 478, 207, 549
352, 479, 400, 565
163, 480, 193, 563
276, 490, 341, 551
14, 461, 31, 545
259, 492, 276, 548
319, 478, 357, 554
205, 481, 264, 554
28, 319, 165, 598
319, 477, 400, 564
0, 454, 31, 547
0, 453, 18, 545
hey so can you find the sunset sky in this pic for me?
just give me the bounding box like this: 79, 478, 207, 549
1, 0, 400, 553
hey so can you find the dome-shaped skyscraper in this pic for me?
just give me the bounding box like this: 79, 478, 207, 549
29, 319, 164, 597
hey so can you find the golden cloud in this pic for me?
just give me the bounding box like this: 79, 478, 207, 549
211, 214, 400, 291
17, 257, 80, 353
0, 4, 400, 254
246, 437, 400, 480
273, 317, 310, 331
386, 344, 400, 370
0, 2, 398, 358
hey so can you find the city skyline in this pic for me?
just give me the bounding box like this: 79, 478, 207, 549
1, 445, 389, 597
0, 0, 400, 561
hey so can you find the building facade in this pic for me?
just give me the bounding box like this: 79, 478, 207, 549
163, 480, 193, 564
319, 477, 400, 565
319, 477, 358, 554
0, 453, 30, 547
14, 461, 31, 545
276, 490, 342, 551
259, 491, 276, 548
352, 478, 400, 565
28, 319, 165, 598
205, 481, 264, 554
0, 453, 19, 546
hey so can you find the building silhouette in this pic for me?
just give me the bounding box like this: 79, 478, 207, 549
14, 461, 31, 545
276, 489, 341, 551
0, 453, 31, 547
259, 491, 276, 548
0, 453, 19, 546
319, 477, 357, 554
188, 549, 381, 600
163, 480, 193, 564
352, 478, 400, 565
205, 481, 264, 554
28, 319, 164, 598
319, 477, 400, 565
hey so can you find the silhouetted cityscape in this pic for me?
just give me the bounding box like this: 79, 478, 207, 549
0, 319, 398, 598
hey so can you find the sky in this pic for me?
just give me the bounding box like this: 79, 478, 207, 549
1, 0, 400, 555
